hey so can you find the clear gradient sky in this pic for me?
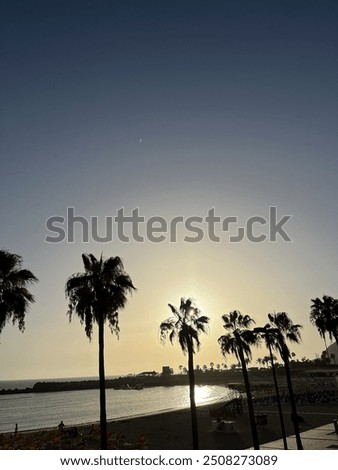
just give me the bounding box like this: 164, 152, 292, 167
1, 0, 338, 380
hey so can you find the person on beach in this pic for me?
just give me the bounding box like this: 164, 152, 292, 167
58, 421, 65, 432
14, 424, 18, 435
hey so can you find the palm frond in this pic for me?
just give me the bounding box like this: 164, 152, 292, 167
309, 295, 338, 343
267, 311, 303, 361
160, 298, 209, 355
65, 253, 134, 340
219, 310, 258, 363
0, 250, 38, 334
103, 256, 124, 276
81, 253, 95, 273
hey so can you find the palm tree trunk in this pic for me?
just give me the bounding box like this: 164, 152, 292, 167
237, 344, 260, 450
323, 335, 329, 356
283, 355, 303, 450
187, 340, 199, 449
98, 315, 108, 450
334, 334, 338, 347
267, 341, 287, 449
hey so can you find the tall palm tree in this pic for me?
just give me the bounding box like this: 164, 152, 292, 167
218, 310, 260, 450
267, 312, 303, 450
254, 325, 288, 450
160, 297, 209, 450
310, 296, 338, 346
0, 249, 38, 334
65, 253, 135, 449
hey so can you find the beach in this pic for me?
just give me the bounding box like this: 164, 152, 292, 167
1, 401, 338, 450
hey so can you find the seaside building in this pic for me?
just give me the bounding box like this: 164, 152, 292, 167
327, 341, 338, 365
137, 371, 159, 377
161, 366, 173, 376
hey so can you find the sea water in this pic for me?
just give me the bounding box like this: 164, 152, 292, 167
0, 384, 233, 433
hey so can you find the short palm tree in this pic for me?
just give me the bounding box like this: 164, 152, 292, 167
0, 249, 38, 334
218, 310, 260, 450
65, 253, 135, 449
310, 296, 338, 346
267, 312, 303, 450
263, 355, 273, 368
256, 357, 263, 369
160, 297, 209, 450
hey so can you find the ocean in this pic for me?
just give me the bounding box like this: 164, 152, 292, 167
0, 382, 234, 434
0, 376, 106, 391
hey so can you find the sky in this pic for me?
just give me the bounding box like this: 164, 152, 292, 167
1, 0, 338, 380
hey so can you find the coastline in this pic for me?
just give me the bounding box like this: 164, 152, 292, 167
1, 400, 338, 450
2, 369, 338, 449
0, 373, 229, 395
0, 385, 235, 434
0, 389, 235, 435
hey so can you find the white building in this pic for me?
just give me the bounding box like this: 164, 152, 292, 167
327, 341, 338, 365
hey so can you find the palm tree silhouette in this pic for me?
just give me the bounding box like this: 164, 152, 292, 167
256, 357, 263, 369
160, 297, 209, 450
65, 253, 135, 449
263, 355, 272, 368
218, 310, 260, 450
267, 312, 303, 450
254, 324, 288, 450
310, 296, 338, 347
0, 249, 38, 335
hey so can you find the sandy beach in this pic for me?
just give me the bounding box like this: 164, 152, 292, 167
1, 401, 338, 450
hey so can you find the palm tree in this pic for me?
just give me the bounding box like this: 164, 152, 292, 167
263, 355, 272, 368
218, 310, 260, 450
160, 297, 209, 449
254, 325, 288, 450
0, 249, 38, 335
65, 253, 135, 449
256, 357, 263, 369
267, 312, 303, 450
310, 296, 338, 346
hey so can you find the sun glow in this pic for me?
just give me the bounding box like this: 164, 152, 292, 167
194, 385, 210, 404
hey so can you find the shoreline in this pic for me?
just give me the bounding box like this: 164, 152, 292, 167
1, 400, 338, 450
0, 392, 236, 436
0, 374, 230, 395
0, 385, 239, 435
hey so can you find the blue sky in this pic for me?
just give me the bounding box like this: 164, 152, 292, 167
1, 1, 338, 379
